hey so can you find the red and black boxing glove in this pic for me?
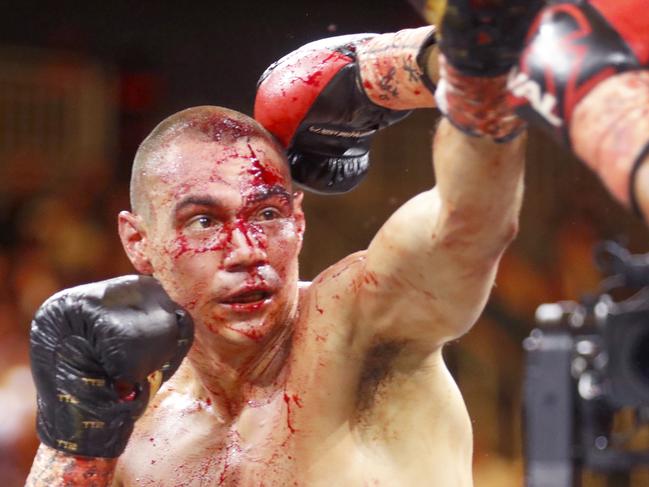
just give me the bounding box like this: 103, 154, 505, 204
508, 0, 649, 211
254, 29, 436, 194
509, 0, 647, 144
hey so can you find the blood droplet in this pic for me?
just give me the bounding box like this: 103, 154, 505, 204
283, 393, 297, 434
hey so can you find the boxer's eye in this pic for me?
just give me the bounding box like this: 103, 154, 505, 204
186, 215, 219, 230
197, 217, 213, 228
254, 207, 282, 221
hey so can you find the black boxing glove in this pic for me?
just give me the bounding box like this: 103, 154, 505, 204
254, 28, 437, 194
433, 0, 545, 77
30, 275, 193, 458
432, 0, 544, 141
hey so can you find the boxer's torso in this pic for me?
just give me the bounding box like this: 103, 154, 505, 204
114, 252, 473, 486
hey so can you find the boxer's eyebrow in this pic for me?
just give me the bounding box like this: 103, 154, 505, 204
246, 185, 292, 204
173, 195, 222, 215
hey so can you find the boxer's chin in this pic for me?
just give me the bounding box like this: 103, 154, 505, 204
218, 316, 275, 344
200, 301, 279, 346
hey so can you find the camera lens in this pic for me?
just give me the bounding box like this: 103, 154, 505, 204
630, 332, 649, 386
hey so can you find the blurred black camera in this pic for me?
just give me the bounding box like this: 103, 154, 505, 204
524, 241, 649, 487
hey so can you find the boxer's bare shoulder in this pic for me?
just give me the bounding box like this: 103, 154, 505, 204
288, 252, 473, 485
288, 260, 474, 486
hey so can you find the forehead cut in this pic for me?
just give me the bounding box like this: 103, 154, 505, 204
130, 105, 286, 217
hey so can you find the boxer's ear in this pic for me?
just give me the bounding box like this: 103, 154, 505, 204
118, 211, 154, 274
293, 191, 305, 246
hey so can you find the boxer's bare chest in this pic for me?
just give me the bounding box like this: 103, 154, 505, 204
116, 386, 301, 486
114, 317, 361, 485
115, 361, 368, 486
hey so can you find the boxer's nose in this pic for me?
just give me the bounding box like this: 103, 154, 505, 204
223, 225, 267, 272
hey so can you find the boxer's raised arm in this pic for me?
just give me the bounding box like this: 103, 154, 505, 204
360, 0, 541, 349
253, 2, 539, 348
362, 120, 524, 348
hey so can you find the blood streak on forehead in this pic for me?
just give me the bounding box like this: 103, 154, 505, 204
244, 143, 288, 190
147, 120, 290, 214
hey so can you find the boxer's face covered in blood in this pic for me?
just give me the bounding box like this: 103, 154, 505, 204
127, 111, 304, 347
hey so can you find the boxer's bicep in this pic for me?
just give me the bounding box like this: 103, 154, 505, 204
363, 120, 525, 347
26, 443, 117, 487
363, 189, 501, 348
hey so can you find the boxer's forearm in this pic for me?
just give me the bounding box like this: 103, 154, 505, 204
26, 443, 117, 487
433, 119, 525, 258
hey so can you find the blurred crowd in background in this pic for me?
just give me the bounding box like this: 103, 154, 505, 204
2, 1, 649, 486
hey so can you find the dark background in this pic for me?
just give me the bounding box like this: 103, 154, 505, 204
1, 1, 649, 485
0, 0, 423, 182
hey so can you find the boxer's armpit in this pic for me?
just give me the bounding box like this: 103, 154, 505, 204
570, 71, 649, 208
26, 443, 117, 487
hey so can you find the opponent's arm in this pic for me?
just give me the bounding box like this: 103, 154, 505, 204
571, 71, 649, 219
25, 276, 193, 485
509, 0, 649, 218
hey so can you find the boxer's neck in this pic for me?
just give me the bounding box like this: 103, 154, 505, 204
185, 295, 299, 420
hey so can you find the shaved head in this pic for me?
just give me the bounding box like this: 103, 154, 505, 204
130, 106, 286, 220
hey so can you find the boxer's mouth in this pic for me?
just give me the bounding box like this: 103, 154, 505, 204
221, 288, 273, 305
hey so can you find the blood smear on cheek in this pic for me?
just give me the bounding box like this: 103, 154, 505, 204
169, 235, 192, 259
169, 233, 228, 260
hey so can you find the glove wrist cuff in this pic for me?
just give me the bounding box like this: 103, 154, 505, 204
436, 55, 525, 143
357, 26, 437, 110
37, 411, 135, 459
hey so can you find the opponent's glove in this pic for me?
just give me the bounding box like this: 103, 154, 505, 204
432, 0, 545, 141
254, 28, 436, 194
508, 0, 649, 211
30, 275, 193, 458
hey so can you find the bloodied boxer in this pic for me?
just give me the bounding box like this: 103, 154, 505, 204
509, 0, 649, 220
25, 2, 541, 486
